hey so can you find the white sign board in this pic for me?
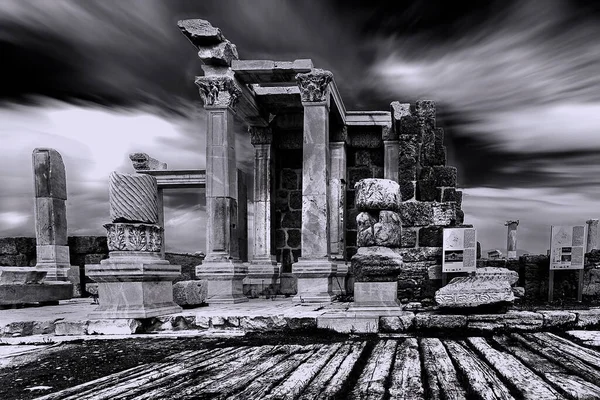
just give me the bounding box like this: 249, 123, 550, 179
442, 228, 477, 273
550, 225, 585, 270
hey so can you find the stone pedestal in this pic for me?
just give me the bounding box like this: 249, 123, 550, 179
292, 259, 336, 304
0, 267, 72, 305
353, 282, 401, 308
87, 251, 182, 319
196, 261, 248, 304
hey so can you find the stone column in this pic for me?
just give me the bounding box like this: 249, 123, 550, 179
32, 148, 71, 281
382, 125, 399, 182
292, 69, 337, 304
586, 219, 599, 253
194, 75, 248, 303
246, 126, 278, 294
505, 220, 519, 259
329, 130, 348, 295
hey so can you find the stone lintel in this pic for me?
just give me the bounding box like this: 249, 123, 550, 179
232, 59, 314, 84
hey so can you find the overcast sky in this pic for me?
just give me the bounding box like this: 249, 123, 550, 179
1, 0, 599, 254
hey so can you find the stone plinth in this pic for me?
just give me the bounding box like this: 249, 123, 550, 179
353, 282, 401, 308
292, 260, 336, 304
87, 251, 182, 319
196, 261, 248, 304
435, 275, 515, 309
0, 266, 72, 305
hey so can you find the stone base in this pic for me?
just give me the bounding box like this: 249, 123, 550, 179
244, 261, 280, 297
332, 263, 349, 295
292, 259, 336, 304
353, 281, 402, 308
196, 260, 248, 304
86, 251, 182, 319
280, 273, 297, 296
35, 245, 71, 281
0, 282, 72, 305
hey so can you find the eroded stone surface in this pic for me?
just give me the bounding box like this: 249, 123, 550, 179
476, 267, 519, 286
373, 211, 402, 247
88, 319, 141, 335
435, 275, 515, 309
356, 212, 377, 247
173, 280, 208, 306
415, 313, 467, 330
355, 179, 401, 211
351, 246, 403, 282
379, 312, 415, 332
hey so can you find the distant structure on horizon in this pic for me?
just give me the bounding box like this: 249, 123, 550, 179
487, 249, 502, 259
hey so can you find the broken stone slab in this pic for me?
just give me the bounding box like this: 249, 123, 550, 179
108, 171, 159, 224
129, 153, 167, 171
355, 178, 402, 211
197, 41, 239, 66
351, 246, 403, 282
475, 267, 519, 286
0, 267, 46, 284
467, 311, 543, 332
538, 310, 577, 328
173, 280, 208, 306
574, 309, 600, 328
373, 211, 402, 247
32, 148, 67, 200
435, 275, 515, 309
415, 313, 468, 330
379, 312, 415, 332
88, 319, 142, 335
0, 282, 72, 305
177, 19, 225, 46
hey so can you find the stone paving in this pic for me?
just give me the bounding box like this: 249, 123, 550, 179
18, 330, 600, 399
2, 299, 600, 337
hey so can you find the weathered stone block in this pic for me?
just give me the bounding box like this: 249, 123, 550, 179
433, 166, 457, 187
357, 211, 377, 247
349, 131, 383, 148
88, 319, 142, 335
399, 160, 417, 182
286, 229, 301, 248
379, 312, 415, 332
281, 211, 301, 229
415, 313, 467, 330
435, 275, 515, 309
432, 202, 456, 226
275, 190, 289, 212
398, 248, 442, 263
280, 169, 298, 190
197, 40, 238, 66
289, 191, 302, 209
0, 254, 28, 267
538, 310, 576, 328
177, 19, 225, 46
416, 100, 436, 126
173, 280, 208, 306
419, 226, 443, 247
475, 267, 519, 286
416, 179, 437, 202
455, 190, 463, 208
399, 202, 433, 226
399, 180, 415, 201
438, 188, 457, 203
351, 246, 403, 282
35, 197, 68, 245
355, 179, 401, 211
373, 211, 402, 247
401, 228, 417, 248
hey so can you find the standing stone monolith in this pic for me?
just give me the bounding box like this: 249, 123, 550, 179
86, 171, 182, 319
586, 219, 599, 253
505, 220, 519, 259
33, 148, 71, 281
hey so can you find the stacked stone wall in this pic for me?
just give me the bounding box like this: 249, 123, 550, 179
393, 100, 465, 301
274, 145, 303, 273
345, 126, 385, 260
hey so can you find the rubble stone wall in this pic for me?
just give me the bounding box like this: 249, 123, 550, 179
345, 126, 385, 260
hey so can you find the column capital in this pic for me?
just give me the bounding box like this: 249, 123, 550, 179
195, 75, 242, 110
248, 126, 273, 145
587, 219, 599, 224
382, 124, 398, 141
505, 220, 519, 226
296, 69, 333, 103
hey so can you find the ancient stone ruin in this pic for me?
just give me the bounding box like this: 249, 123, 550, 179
86, 171, 182, 318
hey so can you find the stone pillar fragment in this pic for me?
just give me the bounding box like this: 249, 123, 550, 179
292, 69, 337, 304
194, 75, 248, 304
33, 148, 71, 281
505, 220, 519, 259
246, 127, 278, 294
586, 219, 599, 253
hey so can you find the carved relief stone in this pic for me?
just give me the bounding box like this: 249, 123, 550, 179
249, 126, 273, 145
357, 211, 377, 247
295, 69, 333, 102
108, 171, 159, 224
104, 223, 163, 252
129, 153, 167, 171
373, 210, 402, 247
355, 178, 402, 211
435, 275, 515, 309
195, 76, 242, 109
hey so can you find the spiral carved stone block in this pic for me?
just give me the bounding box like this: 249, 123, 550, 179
108, 171, 159, 224
104, 223, 163, 252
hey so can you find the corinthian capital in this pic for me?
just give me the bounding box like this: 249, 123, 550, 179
195, 76, 242, 109
248, 126, 273, 145
295, 69, 333, 103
